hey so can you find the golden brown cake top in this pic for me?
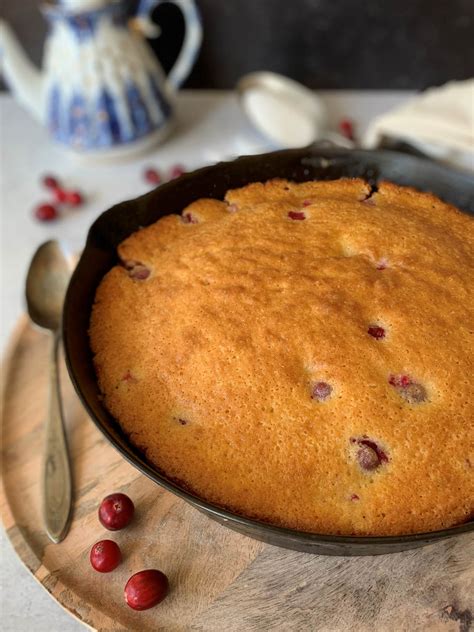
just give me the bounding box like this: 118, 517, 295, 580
90, 178, 474, 535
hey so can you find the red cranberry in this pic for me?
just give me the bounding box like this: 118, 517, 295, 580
376, 259, 388, 270
357, 444, 380, 470
389, 375, 427, 403
98, 493, 134, 530
169, 164, 185, 179
288, 210, 306, 220
144, 167, 162, 185
352, 437, 388, 471
302, 200, 312, 207
131, 265, 150, 280
182, 212, 198, 224
339, 118, 355, 141
359, 438, 388, 462
90, 539, 122, 573
121, 370, 136, 382
124, 570, 169, 611
42, 174, 60, 190
311, 381, 332, 402
124, 261, 150, 280
350, 493, 360, 501
34, 203, 58, 222
54, 188, 68, 204
65, 190, 84, 206
389, 374, 411, 388
368, 325, 385, 339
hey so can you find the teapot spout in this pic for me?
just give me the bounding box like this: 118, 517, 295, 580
0, 20, 45, 123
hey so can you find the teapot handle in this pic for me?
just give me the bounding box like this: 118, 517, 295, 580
136, 0, 202, 91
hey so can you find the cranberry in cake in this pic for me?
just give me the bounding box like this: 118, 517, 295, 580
89, 178, 474, 536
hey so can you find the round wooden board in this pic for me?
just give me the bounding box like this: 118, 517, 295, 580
1, 318, 473, 632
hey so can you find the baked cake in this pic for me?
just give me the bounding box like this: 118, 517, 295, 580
89, 178, 474, 535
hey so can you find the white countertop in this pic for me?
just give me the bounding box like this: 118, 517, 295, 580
0, 89, 411, 631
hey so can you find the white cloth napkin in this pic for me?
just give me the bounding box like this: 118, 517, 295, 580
363, 80, 474, 171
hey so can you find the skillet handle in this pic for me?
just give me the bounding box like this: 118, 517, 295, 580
313, 135, 435, 162
375, 137, 435, 161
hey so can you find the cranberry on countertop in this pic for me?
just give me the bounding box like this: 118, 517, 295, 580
98, 493, 134, 530
169, 164, 185, 179
339, 118, 356, 141
65, 190, 84, 206
54, 187, 69, 204
90, 540, 122, 573
42, 174, 60, 190
144, 167, 162, 185
124, 570, 169, 611
34, 203, 59, 222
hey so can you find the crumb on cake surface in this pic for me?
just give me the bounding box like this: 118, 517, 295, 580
89, 178, 474, 535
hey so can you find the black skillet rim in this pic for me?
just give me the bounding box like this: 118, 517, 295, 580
63, 146, 474, 549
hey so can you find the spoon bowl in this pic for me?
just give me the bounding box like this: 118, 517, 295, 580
26, 240, 71, 331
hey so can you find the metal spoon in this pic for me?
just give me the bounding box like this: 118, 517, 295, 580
25, 240, 73, 543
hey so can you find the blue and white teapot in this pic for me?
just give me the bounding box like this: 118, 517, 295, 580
0, 0, 202, 159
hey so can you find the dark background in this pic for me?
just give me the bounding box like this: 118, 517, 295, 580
2, 0, 473, 89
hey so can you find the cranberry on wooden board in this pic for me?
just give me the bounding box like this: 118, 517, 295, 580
90, 540, 122, 573
124, 570, 169, 611
98, 493, 134, 530
34, 203, 58, 222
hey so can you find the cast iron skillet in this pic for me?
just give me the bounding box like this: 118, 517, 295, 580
63, 146, 474, 556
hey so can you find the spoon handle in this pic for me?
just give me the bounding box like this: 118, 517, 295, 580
42, 329, 73, 543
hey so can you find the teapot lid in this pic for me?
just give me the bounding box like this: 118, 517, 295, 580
237, 72, 327, 148
56, 0, 112, 12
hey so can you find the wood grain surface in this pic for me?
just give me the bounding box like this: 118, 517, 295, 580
1, 318, 473, 631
